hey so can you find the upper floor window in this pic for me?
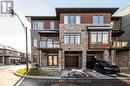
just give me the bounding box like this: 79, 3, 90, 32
64, 34, 80, 44
50, 21, 55, 30
32, 21, 44, 30
93, 16, 104, 24
91, 32, 108, 44
33, 37, 37, 47
64, 16, 80, 24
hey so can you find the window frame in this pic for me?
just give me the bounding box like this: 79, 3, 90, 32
33, 37, 37, 47
64, 16, 80, 24
93, 15, 104, 24
64, 34, 81, 44
90, 31, 109, 44
32, 21, 44, 30
47, 55, 58, 66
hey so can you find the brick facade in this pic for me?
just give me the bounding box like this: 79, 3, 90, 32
60, 13, 111, 24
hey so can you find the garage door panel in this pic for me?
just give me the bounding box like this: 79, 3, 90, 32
65, 56, 78, 67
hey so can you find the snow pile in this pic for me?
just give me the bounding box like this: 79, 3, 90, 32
60, 70, 91, 78
60, 69, 114, 79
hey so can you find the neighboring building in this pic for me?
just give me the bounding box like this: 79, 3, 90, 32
28, 7, 130, 70
0, 44, 25, 65
110, 5, 130, 69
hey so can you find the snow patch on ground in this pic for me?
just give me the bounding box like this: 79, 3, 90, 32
60, 69, 113, 79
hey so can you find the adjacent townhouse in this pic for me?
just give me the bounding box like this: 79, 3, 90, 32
111, 5, 130, 69
0, 44, 25, 65
28, 7, 130, 70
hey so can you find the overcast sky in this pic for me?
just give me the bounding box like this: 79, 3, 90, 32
0, 0, 130, 53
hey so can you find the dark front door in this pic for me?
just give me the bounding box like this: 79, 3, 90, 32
65, 56, 78, 67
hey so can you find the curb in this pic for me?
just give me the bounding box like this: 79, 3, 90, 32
14, 71, 130, 80
14, 71, 61, 79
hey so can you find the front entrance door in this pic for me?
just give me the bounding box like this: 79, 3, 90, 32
65, 56, 78, 67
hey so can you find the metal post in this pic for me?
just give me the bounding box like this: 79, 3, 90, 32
25, 27, 29, 70
9, 9, 29, 71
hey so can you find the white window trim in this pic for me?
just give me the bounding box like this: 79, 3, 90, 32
64, 16, 68, 24
76, 16, 80, 24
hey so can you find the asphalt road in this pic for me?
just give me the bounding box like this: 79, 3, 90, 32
19, 78, 130, 86
0, 64, 26, 86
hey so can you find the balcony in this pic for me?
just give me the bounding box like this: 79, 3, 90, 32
112, 29, 124, 37
110, 41, 130, 50
38, 40, 61, 52
38, 29, 59, 37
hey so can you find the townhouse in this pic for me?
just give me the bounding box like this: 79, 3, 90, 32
111, 5, 130, 69
0, 44, 25, 65
28, 7, 130, 70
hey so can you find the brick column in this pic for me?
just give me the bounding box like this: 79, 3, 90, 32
82, 51, 86, 69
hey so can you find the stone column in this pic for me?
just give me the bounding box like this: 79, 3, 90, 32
58, 50, 62, 70
82, 51, 86, 69
104, 50, 109, 62
2, 56, 5, 64
61, 51, 65, 69
39, 50, 42, 68
111, 50, 116, 65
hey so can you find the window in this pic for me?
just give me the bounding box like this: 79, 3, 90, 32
40, 41, 46, 48
1, 1, 14, 14
50, 21, 55, 30
97, 32, 102, 42
40, 39, 60, 48
64, 34, 80, 44
33, 38, 37, 47
93, 16, 104, 24
64, 16, 80, 24
48, 55, 58, 66
102, 32, 109, 44
91, 32, 108, 44
33, 55, 37, 63
68, 16, 76, 24
47, 39, 53, 48
32, 21, 44, 30
91, 32, 97, 43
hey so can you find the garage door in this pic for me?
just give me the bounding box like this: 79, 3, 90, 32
65, 56, 78, 67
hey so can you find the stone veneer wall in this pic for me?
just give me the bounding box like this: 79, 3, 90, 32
103, 50, 110, 62
116, 51, 129, 68
59, 24, 88, 69
31, 30, 41, 67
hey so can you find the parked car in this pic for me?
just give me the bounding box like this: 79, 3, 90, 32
87, 59, 120, 74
